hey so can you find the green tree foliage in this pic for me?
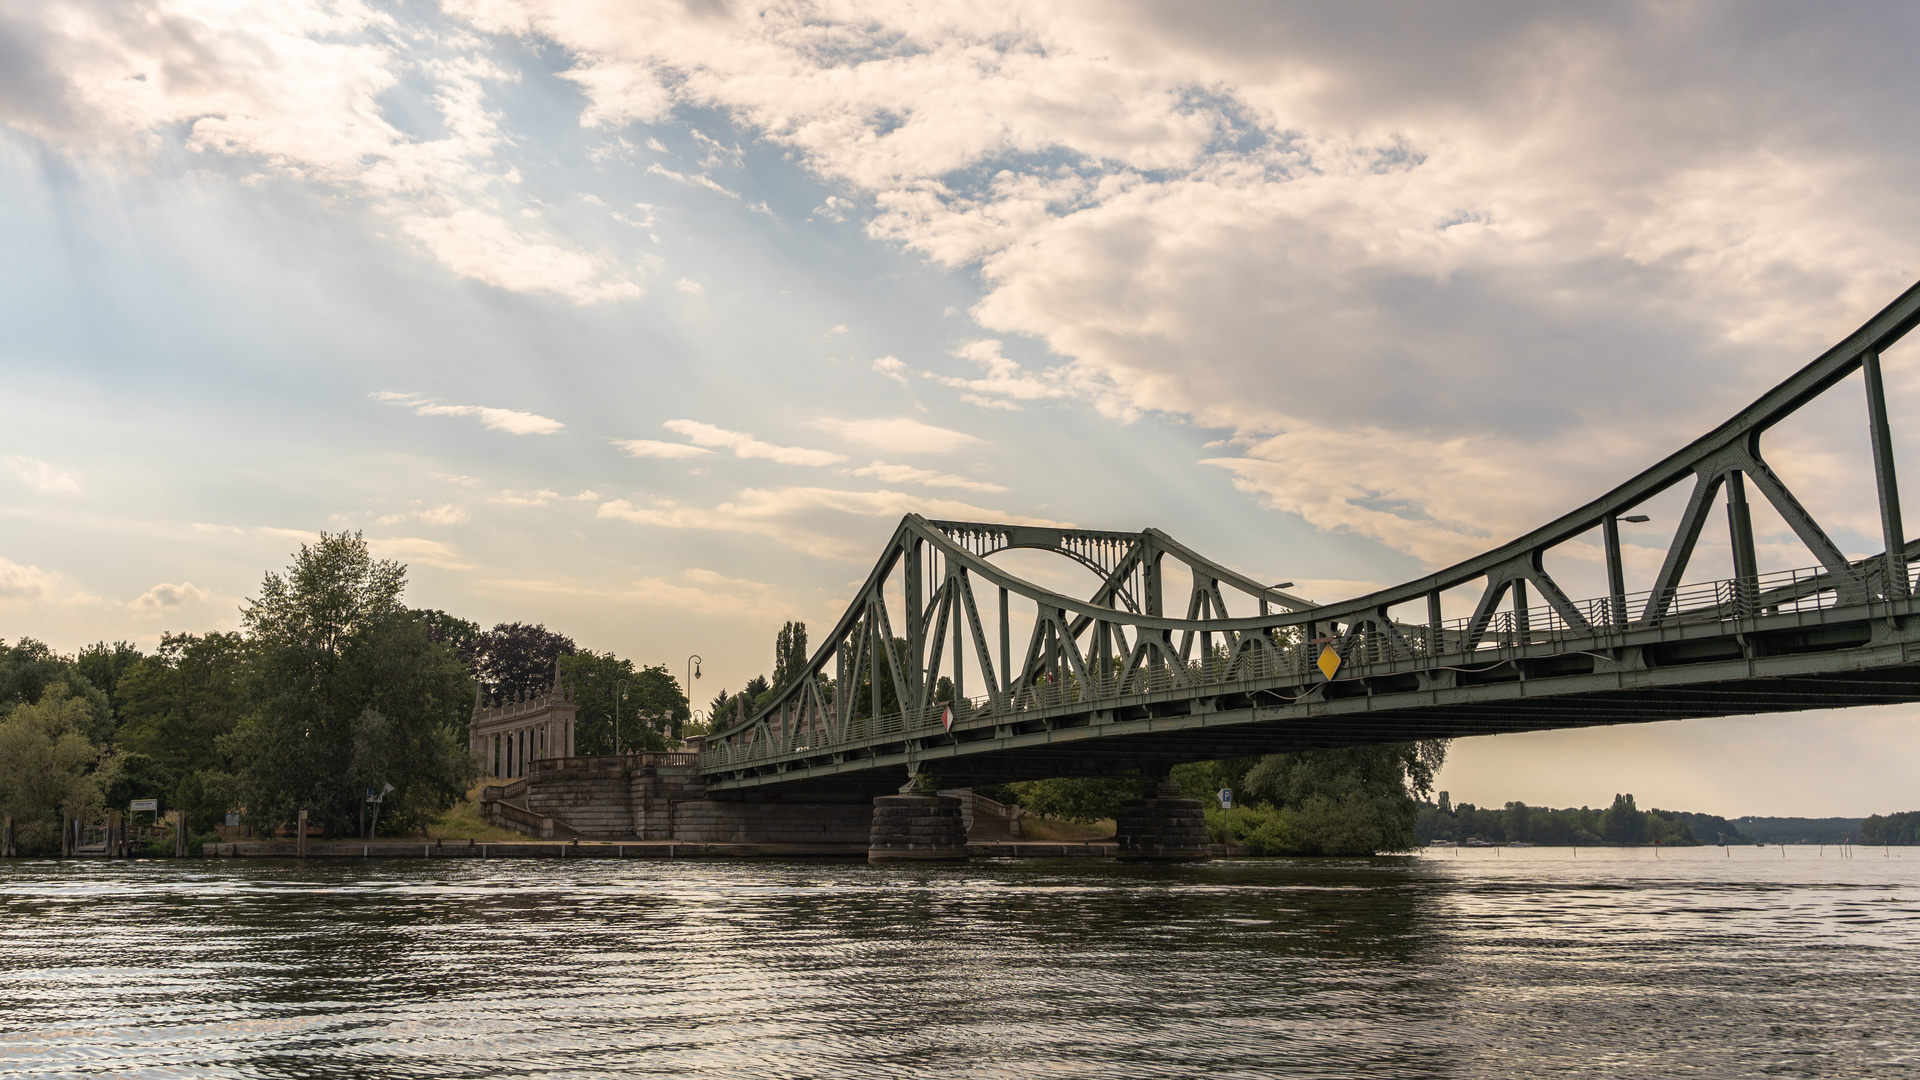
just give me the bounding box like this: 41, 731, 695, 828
115, 632, 250, 774
223, 532, 474, 837
563, 652, 688, 754
0, 638, 114, 743
742, 674, 773, 711
416, 610, 481, 657
0, 682, 118, 854
1417, 797, 1701, 846
1860, 811, 1920, 845
74, 641, 143, 720
106, 752, 178, 811
466, 622, 575, 701
1008, 777, 1153, 823
771, 621, 808, 691
1171, 757, 1260, 804
1236, 741, 1449, 855
0, 637, 73, 710
1601, 793, 1647, 844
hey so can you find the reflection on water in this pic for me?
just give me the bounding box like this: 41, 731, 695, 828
2, 848, 1917, 1078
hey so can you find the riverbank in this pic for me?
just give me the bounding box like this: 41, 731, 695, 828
198, 839, 1256, 859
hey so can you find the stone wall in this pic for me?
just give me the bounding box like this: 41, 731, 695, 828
674, 799, 873, 844
525, 756, 633, 837
938, 789, 1023, 841
630, 761, 705, 838
516, 756, 860, 843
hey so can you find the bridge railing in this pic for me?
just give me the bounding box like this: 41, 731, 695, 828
700, 560, 1902, 771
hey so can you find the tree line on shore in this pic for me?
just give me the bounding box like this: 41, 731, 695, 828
1414, 793, 1731, 846
0, 533, 692, 855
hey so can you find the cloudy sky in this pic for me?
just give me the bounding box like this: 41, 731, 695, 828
5, 0, 1920, 816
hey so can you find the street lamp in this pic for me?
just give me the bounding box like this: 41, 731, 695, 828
682, 655, 702, 743
614, 678, 629, 757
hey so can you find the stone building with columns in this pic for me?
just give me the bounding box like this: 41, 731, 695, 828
470, 664, 578, 780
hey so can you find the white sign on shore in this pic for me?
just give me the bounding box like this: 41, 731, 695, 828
130, 799, 158, 812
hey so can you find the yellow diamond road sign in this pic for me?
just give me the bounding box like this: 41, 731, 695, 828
1317, 646, 1342, 680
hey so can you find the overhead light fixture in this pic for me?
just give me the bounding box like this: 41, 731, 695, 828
1622, 515, 1650, 523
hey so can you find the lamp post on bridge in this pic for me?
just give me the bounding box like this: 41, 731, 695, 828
614, 679, 629, 757
683, 655, 702, 743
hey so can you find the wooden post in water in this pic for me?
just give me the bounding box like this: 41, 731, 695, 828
175, 810, 188, 858
3, 813, 12, 857
297, 810, 308, 859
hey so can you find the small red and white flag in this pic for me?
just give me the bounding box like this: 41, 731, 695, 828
941, 703, 955, 732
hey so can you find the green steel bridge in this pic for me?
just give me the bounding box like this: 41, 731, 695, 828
700, 280, 1920, 797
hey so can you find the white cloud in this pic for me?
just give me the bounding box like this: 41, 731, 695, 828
870, 355, 910, 386
646, 163, 740, 198
492, 488, 599, 506
0, 556, 56, 601
674, 277, 705, 294
375, 392, 563, 435
848, 460, 1006, 494
128, 581, 215, 610
466, 2, 1920, 566
2, 1, 638, 303
809, 417, 978, 454
4, 456, 79, 494
924, 340, 1073, 413
614, 439, 714, 461
598, 487, 1063, 559
377, 504, 469, 526
412, 403, 564, 436
366, 537, 475, 570
662, 420, 846, 467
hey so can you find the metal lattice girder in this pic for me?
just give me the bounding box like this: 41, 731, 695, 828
701, 278, 1920, 792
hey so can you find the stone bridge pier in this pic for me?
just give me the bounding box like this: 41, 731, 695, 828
1114, 779, 1212, 860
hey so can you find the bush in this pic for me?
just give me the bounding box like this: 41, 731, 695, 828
1008, 777, 1153, 823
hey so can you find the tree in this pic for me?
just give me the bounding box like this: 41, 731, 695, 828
115, 632, 251, 775
1601, 793, 1645, 844
224, 532, 474, 837
772, 621, 809, 691
742, 674, 772, 711
417, 610, 481, 660
0, 637, 71, 711
0, 638, 114, 743
1009, 777, 1153, 823
1862, 811, 1920, 845
1239, 740, 1449, 855
0, 682, 118, 854
467, 622, 575, 701
562, 652, 689, 754
106, 752, 178, 813
74, 641, 143, 721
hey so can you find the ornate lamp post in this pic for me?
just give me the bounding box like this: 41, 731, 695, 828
682, 655, 702, 742
614, 678, 629, 756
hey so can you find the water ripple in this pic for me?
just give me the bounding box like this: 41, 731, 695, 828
1, 850, 1917, 1077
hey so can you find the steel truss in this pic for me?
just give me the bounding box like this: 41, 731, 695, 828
702, 278, 1920, 795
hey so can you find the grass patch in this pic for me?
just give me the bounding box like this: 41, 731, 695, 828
404, 787, 527, 842
1019, 816, 1116, 841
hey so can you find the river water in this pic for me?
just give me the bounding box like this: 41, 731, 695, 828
2, 847, 1916, 1078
